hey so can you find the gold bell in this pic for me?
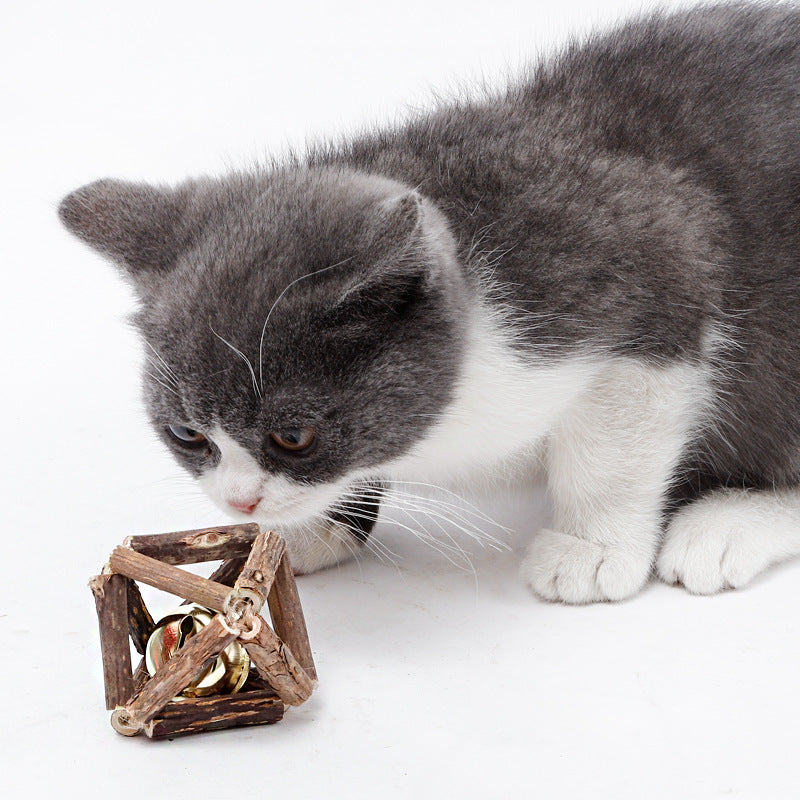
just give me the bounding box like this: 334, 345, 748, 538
145, 604, 250, 698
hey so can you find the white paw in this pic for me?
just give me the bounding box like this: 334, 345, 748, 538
657, 501, 768, 594
522, 528, 651, 604
274, 518, 362, 575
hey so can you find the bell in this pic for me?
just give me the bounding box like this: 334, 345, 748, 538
145, 604, 250, 698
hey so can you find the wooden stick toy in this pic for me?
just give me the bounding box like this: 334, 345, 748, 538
89, 524, 316, 739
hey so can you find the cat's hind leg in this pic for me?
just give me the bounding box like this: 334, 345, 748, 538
657, 487, 800, 594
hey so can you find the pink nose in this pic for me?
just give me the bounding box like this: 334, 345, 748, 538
228, 499, 260, 514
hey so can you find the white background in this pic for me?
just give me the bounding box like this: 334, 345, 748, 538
3, 0, 800, 797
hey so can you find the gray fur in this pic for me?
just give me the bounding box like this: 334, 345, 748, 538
60, 2, 800, 537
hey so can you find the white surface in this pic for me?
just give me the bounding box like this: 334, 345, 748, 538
3, 0, 799, 797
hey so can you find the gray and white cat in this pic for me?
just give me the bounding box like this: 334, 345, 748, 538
59, 2, 800, 603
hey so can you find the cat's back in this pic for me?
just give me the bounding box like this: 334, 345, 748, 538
525, 3, 800, 195
340, 3, 800, 240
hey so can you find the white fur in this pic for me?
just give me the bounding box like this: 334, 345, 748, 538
525, 358, 711, 603
201, 428, 267, 509
386, 308, 605, 486
199, 428, 352, 524
658, 488, 800, 594
199, 428, 364, 572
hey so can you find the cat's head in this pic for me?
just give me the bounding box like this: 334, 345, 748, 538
59, 167, 467, 569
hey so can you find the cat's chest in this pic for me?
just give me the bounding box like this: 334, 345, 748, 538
385, 316, 603, 485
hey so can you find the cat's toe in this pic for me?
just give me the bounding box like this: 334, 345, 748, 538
657, 504, 764, 594
523, 528, 649, 604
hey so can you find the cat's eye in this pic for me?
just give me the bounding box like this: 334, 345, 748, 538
270, 426, 316, 454
167, 424, 208, 448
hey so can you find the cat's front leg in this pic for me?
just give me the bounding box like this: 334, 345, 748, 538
523, 360, 706, 603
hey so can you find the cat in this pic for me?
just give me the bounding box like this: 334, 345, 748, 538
59, 1, 800, 603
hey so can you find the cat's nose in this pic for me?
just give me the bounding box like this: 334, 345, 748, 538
228, 498, 260, 514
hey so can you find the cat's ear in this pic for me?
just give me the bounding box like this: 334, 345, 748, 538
370, 190, 425, 254
58, 178, 192, 288
330, 191, 431, 322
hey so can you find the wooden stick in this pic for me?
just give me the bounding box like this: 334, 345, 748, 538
230, 530, 285, 613
240, 672, 277, 693
118, 614, 237, 729
244, 620, 314, 706
125, 523, 260, 564
267, 553, 317, 681
143, 689, 284, 738
182, 556, 245, 606
207, 556, 247, 587
132, 657, 149, 697
109, 546, 230, 612
89, 573, 133, 710
126, 579, 154, 655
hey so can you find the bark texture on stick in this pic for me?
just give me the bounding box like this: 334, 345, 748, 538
267, 554, 317, 680
143, 689, 284, 738
89, 573, 134, 710
126, 579, 154, 655
183, 556, 246, 606
244, 621, 314, 706
207, 556, 247, 587
230, 530, 285, 613
109, 546, 230, 611
132, 657, 149, 697
125, 523, 260, 564
121, 614, 237, 727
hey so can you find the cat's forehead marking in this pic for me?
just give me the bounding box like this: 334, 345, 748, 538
210, 427, 261, 472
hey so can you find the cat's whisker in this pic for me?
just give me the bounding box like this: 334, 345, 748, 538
334, 500, 468, 556
325, 511, 405, 563
382, 479, 496, 515
382, 487, 510, 539
361, 529, 406, 567
383, 481, 513, 538
144, 369, 181, 398
143, 341, 180, 385
146, 355, 179, 388
379, 493, 507, 553
362, 535, 404, 566
209, 325, 262, 400
362, 493, 494, 546
381, 500, 478, 574
319, 512, 400, 573
257, 256, 354, 391
301, 517, 350, 569
319, 514, 387, 580
338, 482, 509, 560
201, 367, 235, 381
323, 517, 364, 561
333, 500, 478, 573
345, 479, 487, 524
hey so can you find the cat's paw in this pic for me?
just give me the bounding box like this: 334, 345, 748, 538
657, 501, 767, 594
522, 528, 650, 603
275, 518, 362, 575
